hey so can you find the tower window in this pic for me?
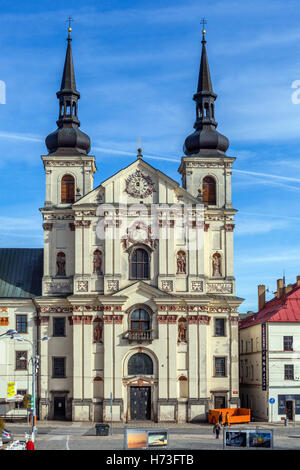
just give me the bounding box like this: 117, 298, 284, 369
202, 176, 216, 205
61, 174, 75, 203
130, 248, 150, 280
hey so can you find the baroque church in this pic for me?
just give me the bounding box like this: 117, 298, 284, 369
0, 27, 243, 423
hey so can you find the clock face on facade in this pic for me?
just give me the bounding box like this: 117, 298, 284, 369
125, 170, 155, 198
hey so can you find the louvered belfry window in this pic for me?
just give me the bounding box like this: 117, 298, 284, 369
61, 174, 75, 203
202, 176, 216, 205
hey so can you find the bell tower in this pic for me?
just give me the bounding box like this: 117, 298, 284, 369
40, 27, 96, 296
178, 27, 237, 292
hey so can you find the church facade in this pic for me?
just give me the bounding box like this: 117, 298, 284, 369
0, 28, 243, 423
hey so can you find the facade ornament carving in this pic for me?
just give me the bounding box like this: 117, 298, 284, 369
191, 281, 203, 292
107, 280, 119, 292
161, 280, 173, 292
225, 224, 235, 232
125, 169, 155, 199
229, 315, 239, 323
77, 281, 88, 292
121, 222, 157, 251
206, 283, 233, 294
157, 315, 168, 324
167, 315, 177, 323
69, 223, 75, 231
112, 315, 123, 324
42, 223, 53, 231
74, 220, 91, 227
188, 315, 198, 324
103, 315, 113, 323
45, 281, 71, 294
198, 315, 210, 325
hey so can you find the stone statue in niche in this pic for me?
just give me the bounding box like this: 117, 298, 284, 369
56, 252, 66, 277
212, 252, 222, 277
93, 250, 103, 275
178, 318, 187, 342
176, 251, 186, 274
93, 320, 103, 343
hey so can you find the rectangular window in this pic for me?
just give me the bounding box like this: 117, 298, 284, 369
16, 315, 27, 333
284, 364, 294, 380
52, 357, 66, 378
16, 351, 27, 370
53, 317, 66, 337
284, 336, 293, 351
214, 357, 226, 377
215, 318, 225, 336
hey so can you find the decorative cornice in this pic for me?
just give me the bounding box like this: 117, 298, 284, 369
74, 220, 91, 228
225, 224, 235, 232
42, 223, 53, 231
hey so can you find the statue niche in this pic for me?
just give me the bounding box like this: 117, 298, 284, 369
212, 252, 222, 277
93, 318, 103, 343
176, 250, 186, 274
56, 251, 66, 277
178, 317, 187, 343
93, 250, 103, 275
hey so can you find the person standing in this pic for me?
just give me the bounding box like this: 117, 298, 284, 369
219, 412, 223, 425
213, 422, 221, 440
26, 437, 35, 450
224, 412, 230, 427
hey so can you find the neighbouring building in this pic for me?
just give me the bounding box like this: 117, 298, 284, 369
0, 27, 243, 423
239, 276, 300, 422
0, 249, 43, 417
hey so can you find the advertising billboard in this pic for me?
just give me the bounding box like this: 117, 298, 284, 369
124, 429, 168, 449
224, 429, 273, 449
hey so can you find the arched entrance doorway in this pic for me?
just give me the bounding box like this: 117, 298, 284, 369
125, 351, 156, 421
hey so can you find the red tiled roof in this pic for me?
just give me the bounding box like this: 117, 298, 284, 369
239, 283, 300, 329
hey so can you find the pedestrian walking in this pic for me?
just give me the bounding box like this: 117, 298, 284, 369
213, 423, 221, 439
224, 412, 230, 427
26, 437, 35, 450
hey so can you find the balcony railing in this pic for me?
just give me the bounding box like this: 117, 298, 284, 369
125, 330, 153, 343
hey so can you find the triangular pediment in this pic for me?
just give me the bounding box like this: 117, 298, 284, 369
112, 281, 174, 299
73, 157, 198, 206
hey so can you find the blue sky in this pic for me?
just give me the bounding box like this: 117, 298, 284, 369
1, 0, 300, 312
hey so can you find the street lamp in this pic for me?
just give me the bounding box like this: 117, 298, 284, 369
0, 329, 17, 338
10, 334, 51, 441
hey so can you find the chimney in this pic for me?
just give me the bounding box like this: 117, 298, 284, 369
285, 284, 293, 295
258, 285, 265, 311
297, 275, 300, 287
277, 279, 284, 298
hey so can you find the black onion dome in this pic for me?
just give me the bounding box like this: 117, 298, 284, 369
183, 30, 229, 156
184, 128, 229, 155
45, 29, 91, 156
45, 127, 91, 155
